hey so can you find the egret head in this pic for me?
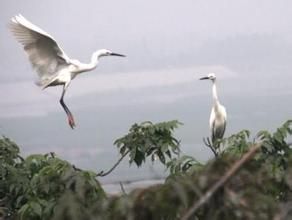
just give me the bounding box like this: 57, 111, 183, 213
200, 73, 216, 81
96, 49, 126, 58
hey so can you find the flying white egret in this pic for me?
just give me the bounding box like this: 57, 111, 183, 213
200, 73, 227, 146
9, 14, 125, 129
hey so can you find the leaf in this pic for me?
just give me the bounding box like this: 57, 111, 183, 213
157, 151, 166, 164
16, 195, 24, 207
30, 201, 42, 217
133, 150, 145, 166
18, 203, 29, 220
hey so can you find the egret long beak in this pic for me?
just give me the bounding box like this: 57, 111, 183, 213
200, 76, 209, 80
111, 52, 126, 57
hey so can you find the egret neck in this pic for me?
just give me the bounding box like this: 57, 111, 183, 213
212, 80, 219, 103
88, 51, 101, 70
74, 51, 102, 73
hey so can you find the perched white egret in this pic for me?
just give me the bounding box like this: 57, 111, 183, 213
9, 14, 125, 129
200, 73, 227, 146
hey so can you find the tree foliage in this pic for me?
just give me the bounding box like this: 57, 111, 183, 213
114, 120, 181, 166
0, 138, 105, 220
1, 120, 292, 219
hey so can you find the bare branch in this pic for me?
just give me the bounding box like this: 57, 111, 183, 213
203, 137, 218, 157
96, 149, 130, 177
120, 182, 126, 194
181, 143, 262, 220
17, 155, 24, 162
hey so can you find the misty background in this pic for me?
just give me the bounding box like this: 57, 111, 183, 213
1, 0, 292, 184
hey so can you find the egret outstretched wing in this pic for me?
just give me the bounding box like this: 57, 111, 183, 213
10, 14, 125, 129
9, 14, 71, 83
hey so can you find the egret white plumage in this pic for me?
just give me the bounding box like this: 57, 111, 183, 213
200, 73, 227, 146
9, 14, 125, 129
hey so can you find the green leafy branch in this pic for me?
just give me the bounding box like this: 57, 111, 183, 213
97, 120, 182, 177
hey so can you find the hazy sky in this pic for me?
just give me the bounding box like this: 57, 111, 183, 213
1, 0, 292, 182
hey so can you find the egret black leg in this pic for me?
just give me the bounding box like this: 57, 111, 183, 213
60, 85, 75, 129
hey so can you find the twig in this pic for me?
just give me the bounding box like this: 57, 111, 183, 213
181, 143, 262, 220
203, 137, 218, 157
119, 182, 126, 194
73, 165, 82, 172
96, 149, 130, 177
17, 155, 24, 162
49, 152, 56, 158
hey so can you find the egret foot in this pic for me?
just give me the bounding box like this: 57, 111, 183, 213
68, 114, 76, 129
